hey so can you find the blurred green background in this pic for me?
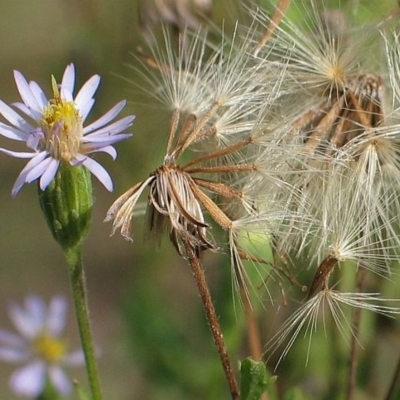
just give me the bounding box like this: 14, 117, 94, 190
0, 1, 398, 399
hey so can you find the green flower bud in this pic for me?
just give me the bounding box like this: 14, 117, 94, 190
38, 162, 93, 252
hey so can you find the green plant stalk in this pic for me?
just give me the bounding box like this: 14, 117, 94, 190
66, 247, 103, 400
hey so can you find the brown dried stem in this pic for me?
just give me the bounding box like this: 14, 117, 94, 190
184, 240, 240, 400
254, 0, 291, 56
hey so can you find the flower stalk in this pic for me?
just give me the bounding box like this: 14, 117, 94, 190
184, 240, 240, 400
65, 247, 103, 400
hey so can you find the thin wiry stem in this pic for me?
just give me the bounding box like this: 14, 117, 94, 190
181, 137, 253, 169
254, 0, 292, 56
346, 266, 367, 400
384, 353, 400, 400
184, 240, 240, 400
186, 164, 257, 174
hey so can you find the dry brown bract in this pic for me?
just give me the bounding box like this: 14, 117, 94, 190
105, 104, 257, 255
295, 73, 384, 156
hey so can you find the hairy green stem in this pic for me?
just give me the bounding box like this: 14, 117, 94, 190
66, 247, 103, 400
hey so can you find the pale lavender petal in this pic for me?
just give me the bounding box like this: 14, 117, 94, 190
79, 98, 95, 122
12, 102, 38, 120
39, 158, 60, 190
13, 71, 41, 115
11, 152, 48, 196
84, 145, 117, 159
86, 115, 135, 137
0, 347, 30, 363
83, 100, 127, 133
25, 157, 54, 184
60, 64, 75, 101
74, 75, 100, 111
46, 296, 67, 336
0, 122, 29, 141
0, 329, 26, 348
24, 296, 47, 328
29, 81, 48, 108
0, 148, 36, 158
9, 305, 38, 339
48, 366, 72, 395
81, 156, 113, 191
10, 361, 46, 397
62, 349, 85, 366
8, 296, 46, 339
0, 99, 33, 132
82, 134, 132, 148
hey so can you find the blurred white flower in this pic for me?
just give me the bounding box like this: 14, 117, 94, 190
0, 295, 84, 397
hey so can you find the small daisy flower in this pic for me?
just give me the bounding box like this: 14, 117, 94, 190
0, 63, 135, 196
0, 295, 84, 397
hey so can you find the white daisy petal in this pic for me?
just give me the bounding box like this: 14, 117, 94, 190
74, 75, 101, 110
0, 99, 32, 132
79, 98, 95, 122
12, 102, 38, 120
25, 157, 54, 184
39, 158, 60, 190
60, 63, 75, 101
0, 329, 27, 348
0, 123, 29, 141
10, 361, 46, 397
29, 81, 48, 108
81, 156, 113, 191
46, 296, 67, 336
49, 366, 72, 395
0, 347, 30, 363
0, 148, 36, 158
24, 296, 47, 330
87, 115, 135, 137
13, 71, 41, 113
82, 133, 132, 146
84, 145, 117, 159
11, 152, 48, 197
83, 100, 127, 133
9, 304, 38, 339
62, 349, 85, 366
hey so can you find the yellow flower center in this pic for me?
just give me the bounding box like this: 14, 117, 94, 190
41, 76, 83, 162
33, 332, 67, 364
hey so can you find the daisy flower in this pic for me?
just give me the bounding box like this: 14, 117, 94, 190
0, 295, 84, 397
0, 63, 135, 196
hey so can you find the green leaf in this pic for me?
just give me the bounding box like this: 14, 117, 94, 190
240, 357, 275, 400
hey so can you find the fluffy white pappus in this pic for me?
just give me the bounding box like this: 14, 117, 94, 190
227, 205, 309, 307
250, 0, 383, 97
304, 169, 400, 278
383, 29, 400, 114
131, 22, 284, 146
266, 288, 400, 368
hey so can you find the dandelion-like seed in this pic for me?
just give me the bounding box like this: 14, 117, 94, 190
266, 288, 400, 367
0, 295, 83, 397
106, 103, 260, 255
0, 63, 135, 196
106, 26, 274, 256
